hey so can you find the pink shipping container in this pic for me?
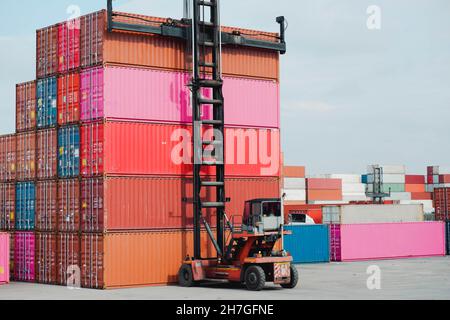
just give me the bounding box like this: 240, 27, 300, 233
80, 66, 279, 128
0, 233, 9, 284
330, 222, 446, 262
58, 19, 81, 73
14, 232, 35, 282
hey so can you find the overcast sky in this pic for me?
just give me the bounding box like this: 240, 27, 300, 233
0, 0, 449, 175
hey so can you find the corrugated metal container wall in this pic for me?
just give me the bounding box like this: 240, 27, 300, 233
284, 204, 323, 224
37, 77, 58, 128
58, 126, 80, 178
58, 72, 80, 125
0, 233, 9, 284
58, 19, 81, 73
81, 122, 280, 177
36, 180, 57, 232
307, 178, 342, 190
16, 132, 36, 181
434, 188, 449, 221
307, 190, 342, 201
80, 176, 279, 232
36, 232, 57, 284
0, 183, 15, 230
283, 166, 306, 178
80, 66, 280, 128
36, 129, 57, 179
15, 182, 35, 231
14, 232, 35, 282
0, 134, 16, 182
16, 81, 36, 132
9, 232, 14, 280
80, 11, 279, 81
36, 25, 58, 79
405, 175, 425, 184
58, 179, 80, 232
57, 233, 80, 286
284, 225, 330, 263
330, 222, 446, 262
81, 230, 215, 289
446, 221, 450, 255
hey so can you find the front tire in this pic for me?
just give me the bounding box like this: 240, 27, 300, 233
179, 264, 195, 287
244, 266, 266, 291
281, 265, 299, 289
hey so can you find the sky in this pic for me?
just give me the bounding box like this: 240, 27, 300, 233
0, 0, 449, 175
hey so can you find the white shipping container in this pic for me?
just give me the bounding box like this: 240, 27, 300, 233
308, 200, 350, 205
342, 194, 370, 202
367, 165, 406, 174
342, 183, 366, 193
283, 189, 306, 201
387, 192, 412, 201
328, 174, 361, 184
366, 174, 405, 184
323, 204, 424, 224
283, 178, 306, 190
399, 200, 434, 214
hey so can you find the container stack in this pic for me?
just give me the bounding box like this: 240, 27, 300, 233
426, 166, 450, 192
400, 175, 433, 214
282, 166, 306, 205
366, 165, 409, 200
326, 174, 367, 202
306, 178, 343, 204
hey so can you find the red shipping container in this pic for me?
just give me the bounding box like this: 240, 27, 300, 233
427, 175, 433, 184
411, 192, 432, 200
0, 183, 15, 231
57, 233, 80, 286
16, 81, 36, 132
58, 179, 80, 232
405, 175, 425, 184
36, 25, 58, 78
284, 204, 322, 224
36, 129, 57, 179
36, 180, 57, 232
0, 134, 16, 182
80, 176, 280, 232
16, 132, 36, 181
58, 72, 80, 125
36, 232, 57, 284
80, 121, 281, 178
434, 188, 449, 221
58, 19, 81, 72
307, 178, 342, 190
440, 175, 450, 184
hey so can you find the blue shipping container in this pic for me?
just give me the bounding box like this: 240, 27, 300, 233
58, 125, 80, 178
15, 182, 36, 230
361, 174, 368, 184
37, 77, 57, 128
284, 225, 330, 263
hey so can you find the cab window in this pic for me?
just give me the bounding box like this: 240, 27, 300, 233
262, 202, 281, 217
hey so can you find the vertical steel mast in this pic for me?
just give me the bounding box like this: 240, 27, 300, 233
191, 0, 226, 259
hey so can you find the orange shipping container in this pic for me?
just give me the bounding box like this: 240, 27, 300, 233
81, 230, 215, 289
16, 132, 36, 181
0, 134, 16, 182
283, 166, 306, 178
80, 11, 279, 81
58, 72, 80, 125
405, 184, 426, 193
307, 190, 342, 201
411, 192, 432, 200
16, 81, 36, 132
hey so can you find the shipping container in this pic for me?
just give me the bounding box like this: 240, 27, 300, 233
0, 233, 9, 284
58, 19, 81, 73
405, 175, 425, 184
14, 232, 35, 282
37, 25, 58, 78
58, 179, 80, 232
80, 176, 279, 232
36, 232, 57, 284
405, 184, 425, 193
0, 183, 15, 231
440, 175, 450, 184
328, 174, 361, 184
16, 132, 36, 181
81, 121, 280, 177
284, 225, 330, 263
283, 166, 305, 178
15, 182, 35, 231
0, 134, 16, 182
80, 66, 280, 128
411, 192, 432, 200
283, 189, 306, 202
36, 128, 57, 179
57, 233, 80, 286
37, 77, 58, 128
36, 180, 57, 232
81, 230, 215, 289
9, 232, 14, 280
284, 204, 322, 224
307, 178, 342, 190
58, 72, 80, 125
58, 125, 80, 178
446, 221, 449, 255
307, 190, 342, 201
367, 183, 405, 193
368, 165, 406, 174
16, 81, 36, 132
434, 188, 449, 221
283, 178, 306, 190
330, 222, 445, 262
323, 204, 423, 225
80, 11, 279, 81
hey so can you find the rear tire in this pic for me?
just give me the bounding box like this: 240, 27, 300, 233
281, 265, 299, 289
178, 264, 195, 287
244, 266, 266, 291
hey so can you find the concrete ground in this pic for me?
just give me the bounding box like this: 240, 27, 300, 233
1, 257, 449, 300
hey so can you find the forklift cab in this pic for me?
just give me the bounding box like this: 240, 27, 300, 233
242, 199, 283, 234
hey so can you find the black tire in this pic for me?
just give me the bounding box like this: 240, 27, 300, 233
244, 265, 266, 291
281, 265, 299, 289
178, 264, 195, 287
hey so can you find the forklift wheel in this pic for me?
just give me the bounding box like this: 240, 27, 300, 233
281, 265, 299, 289
244, 266, 266, 291
178, 264, 195, 287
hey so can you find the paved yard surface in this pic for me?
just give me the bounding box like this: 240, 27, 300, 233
1, 257, 449, 300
